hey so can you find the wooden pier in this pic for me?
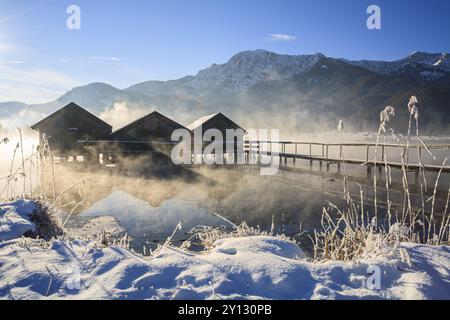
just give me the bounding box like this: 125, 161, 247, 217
244, 140, 450, 173
67, 138, 450, 176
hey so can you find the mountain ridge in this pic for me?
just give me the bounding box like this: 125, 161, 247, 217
1, 49, 449, 133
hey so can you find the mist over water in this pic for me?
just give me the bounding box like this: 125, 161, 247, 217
61, 167, 343, 252
0, 127, 39, 196
54, 162, 449, 254
1, 119, 449, 254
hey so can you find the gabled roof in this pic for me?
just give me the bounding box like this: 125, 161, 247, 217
111, 110, 189, 136
187, 112, 245, 131
30, 102, 112, 130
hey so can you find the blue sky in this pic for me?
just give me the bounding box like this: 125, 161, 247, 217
0, 0, 449, 103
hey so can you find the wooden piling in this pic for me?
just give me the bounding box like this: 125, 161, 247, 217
366, 145, 370, 163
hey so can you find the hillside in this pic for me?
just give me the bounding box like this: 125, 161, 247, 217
1, 50, 449, 134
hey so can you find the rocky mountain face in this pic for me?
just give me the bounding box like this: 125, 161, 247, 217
243, 56, 450, 132
345, 51, 450, 74
343, 51, 450, 86
1, 50, 449, 134
188, 50, 321, 91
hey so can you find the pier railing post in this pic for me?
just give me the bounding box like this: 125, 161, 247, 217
294, 143, 297, 165
366, 145, 370, 163
257, 141, 261, 165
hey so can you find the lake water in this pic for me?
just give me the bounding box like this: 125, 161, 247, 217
59, 161, 450, 254
1, 131, 448, 254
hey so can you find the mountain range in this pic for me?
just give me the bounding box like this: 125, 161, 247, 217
1, 49, 449, 134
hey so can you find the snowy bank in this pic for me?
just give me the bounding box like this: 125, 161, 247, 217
0, 200, 37, 241
0, 201, 449, 300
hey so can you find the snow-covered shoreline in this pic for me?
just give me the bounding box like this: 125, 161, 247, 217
0, 200, 449, 300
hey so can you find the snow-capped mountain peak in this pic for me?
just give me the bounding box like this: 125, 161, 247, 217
344, 51, 450, 82
188, 50, 321, 91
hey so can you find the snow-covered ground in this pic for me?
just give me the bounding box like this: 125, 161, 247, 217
0, 200, 37, 241
0, 200, 449, 300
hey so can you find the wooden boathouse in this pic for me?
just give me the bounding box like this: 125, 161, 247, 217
30, 103, 247, 165
110, 111, 189, 155
187, 112, 246, 162
30, 102, 112, 160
